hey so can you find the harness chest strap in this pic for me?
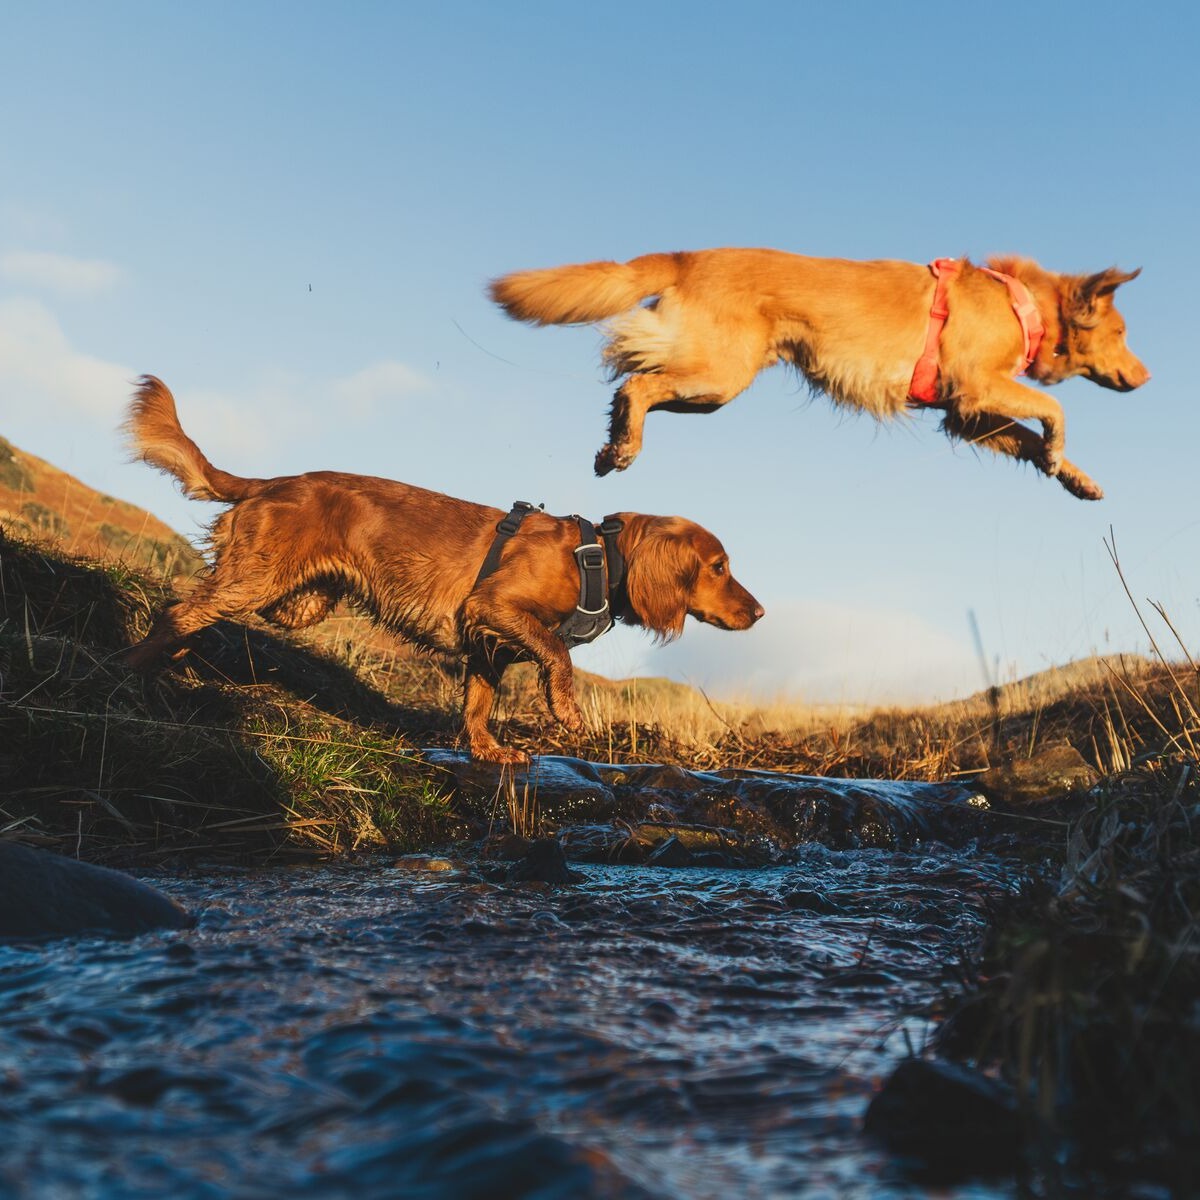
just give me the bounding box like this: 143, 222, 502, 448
907, 258, 1046, 404
556, 516, 613, 647
471, 502, 625, 648
979, 265, 1045, 369
908, 258, 959, 404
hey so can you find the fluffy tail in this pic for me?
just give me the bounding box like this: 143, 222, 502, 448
124, 376, 266, 503
489, 252, 686, 326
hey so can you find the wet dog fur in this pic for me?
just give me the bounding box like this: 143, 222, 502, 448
122, 376, 763, 763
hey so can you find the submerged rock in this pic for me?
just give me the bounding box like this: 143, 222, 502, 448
864, 1057, 1019, 1176
782, 887, 839, 914
645, 835, 694, 868
504, 838, 583, 885
0, 841, 194, 940
392, 855, 458, 872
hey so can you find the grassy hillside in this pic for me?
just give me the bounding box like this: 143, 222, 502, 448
0, 434, 201, 576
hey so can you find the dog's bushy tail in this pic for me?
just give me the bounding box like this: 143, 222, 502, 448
489, 252, 686, 325
124, 376, 266, 503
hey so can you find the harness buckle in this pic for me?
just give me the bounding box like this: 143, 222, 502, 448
496, 500, 540, 536
575, 543, 605, 572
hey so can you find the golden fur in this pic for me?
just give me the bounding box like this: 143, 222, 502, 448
490, 248, 1149, 499
122, 377, 763, 763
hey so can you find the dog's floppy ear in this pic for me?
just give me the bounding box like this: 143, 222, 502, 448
624, 525, 700, 642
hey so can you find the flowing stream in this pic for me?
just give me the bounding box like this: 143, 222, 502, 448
0, 842, 1021, 1199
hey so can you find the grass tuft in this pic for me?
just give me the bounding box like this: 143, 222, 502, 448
0, 528, 462, 863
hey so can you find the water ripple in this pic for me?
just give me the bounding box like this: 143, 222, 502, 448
0, 851, 1019, 1198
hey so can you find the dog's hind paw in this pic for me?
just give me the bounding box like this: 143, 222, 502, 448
1040, 446, 1064, 477
594, 443, 634, 476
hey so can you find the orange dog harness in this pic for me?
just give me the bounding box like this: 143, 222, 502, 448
908, 258, 1045, 404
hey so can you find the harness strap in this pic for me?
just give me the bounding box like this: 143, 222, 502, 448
978, 266, 1045, 369
908, 258, 1045, 405
598, 516, 625, 596
556, 517, 613, 647
471, 500, 540, 591
471, 503, 626, 649
908, 258, 960, 404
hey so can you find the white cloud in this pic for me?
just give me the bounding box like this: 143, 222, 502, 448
0, 299, 431, 474
0, 297, 131, 419
1, 250, 123, 297
172, 360, 433, 470
331, 361, 430, 416
574, 598, 984, 706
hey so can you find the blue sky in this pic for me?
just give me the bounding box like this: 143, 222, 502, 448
2, 1, 1197, 704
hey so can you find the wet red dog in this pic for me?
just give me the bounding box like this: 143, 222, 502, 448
490, 248, 1149, 499
123, 377, 763, 762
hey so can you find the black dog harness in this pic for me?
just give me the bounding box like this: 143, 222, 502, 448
471, 501, 625, 648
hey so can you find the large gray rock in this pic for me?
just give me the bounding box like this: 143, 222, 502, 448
0, 841, 194, 940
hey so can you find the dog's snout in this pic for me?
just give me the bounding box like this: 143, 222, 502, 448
751, 603, 765, 623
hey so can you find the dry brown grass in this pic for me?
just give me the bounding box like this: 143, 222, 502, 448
929, 544, 1200, 1192
3, 517, 1194, 863
177, 565, 1186, 798
0, 434, 202, 576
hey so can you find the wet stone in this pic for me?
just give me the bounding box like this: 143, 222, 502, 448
864, 1057, 1019, 1177
504, 838, 583, 885
645, 836, 694, 868
558, 824, 646, 864
0, 842, 194, 941
421, 752, 991, 858
420, 751, 619, 823
980, 741, 1100, 804
481, 833, 533, 860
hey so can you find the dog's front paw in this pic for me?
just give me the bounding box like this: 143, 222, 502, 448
553, 700, 585, 734
1058, 468, 1104, 501
594, 443, 634, 476
470, 743, 531, 766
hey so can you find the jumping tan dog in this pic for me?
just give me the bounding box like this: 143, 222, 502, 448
490, 249, 1149, 499
123, 376, 763, 763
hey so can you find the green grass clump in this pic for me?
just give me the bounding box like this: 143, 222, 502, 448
244, 704, 464, 853
0, 529, 462, 862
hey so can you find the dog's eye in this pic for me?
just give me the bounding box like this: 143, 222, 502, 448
712, 561, 726, 576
